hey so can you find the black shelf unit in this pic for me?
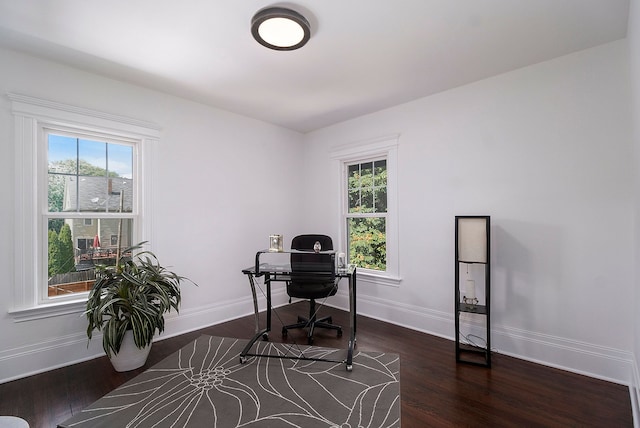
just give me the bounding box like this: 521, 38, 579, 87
454, 216, 491, 367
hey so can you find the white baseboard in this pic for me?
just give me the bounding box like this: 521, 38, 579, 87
491, 324, 633, 385
0, 288, 290, 384
331, 289, 634, 385
0, 285, 634, 391
0, 331, 105, 384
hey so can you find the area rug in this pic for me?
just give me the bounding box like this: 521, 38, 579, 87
58, 335, 400, 427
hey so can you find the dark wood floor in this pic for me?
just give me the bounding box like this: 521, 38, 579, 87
0, 302, 633, 427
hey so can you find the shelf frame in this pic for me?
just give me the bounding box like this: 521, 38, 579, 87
455, 215, 491, 367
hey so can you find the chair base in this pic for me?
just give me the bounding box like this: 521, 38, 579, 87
282, 313, 342, 345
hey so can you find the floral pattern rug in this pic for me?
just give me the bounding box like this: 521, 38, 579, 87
58, 335, 400, 427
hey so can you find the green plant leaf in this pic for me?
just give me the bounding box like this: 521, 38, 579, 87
85, 242, 196, 358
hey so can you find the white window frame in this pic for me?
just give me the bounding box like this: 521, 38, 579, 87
8, 93, 160, 321
332, 134, 401, 286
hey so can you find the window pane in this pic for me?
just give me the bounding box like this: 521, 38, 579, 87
48, 174, 67, 212
78, 176, 108, 212
360, 162, 373, 187
375, 187, 387, 212
348, 164, 359, 191
106, 178, 133, 213
107, 143, 133, 179
347, 217, 386, 271
78, 139, 107, 175
47, 217, 133, 297
360, 187, 373, 212
48, 134, 77, 174
374, 159, 387, 187
348, 189, 360, 212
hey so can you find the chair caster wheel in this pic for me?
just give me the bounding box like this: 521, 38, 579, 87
337, 329, 343, 337
282, 328, 288, 337
308, 337, 314, 345
262, 333, 269, 341
240, 356, 247, 364
346, 364, 353, 372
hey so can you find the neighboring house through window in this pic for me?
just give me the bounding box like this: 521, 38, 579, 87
47, 131, 135, 289
9, 94, 159, 321
332, 135, 400, 285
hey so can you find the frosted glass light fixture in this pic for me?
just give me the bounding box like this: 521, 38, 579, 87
251, 7, 311, 51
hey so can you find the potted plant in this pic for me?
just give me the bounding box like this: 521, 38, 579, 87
85, 242, 194, 371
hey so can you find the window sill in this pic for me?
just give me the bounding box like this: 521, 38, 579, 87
356, 270, 402, 287
9, 298, 87, 323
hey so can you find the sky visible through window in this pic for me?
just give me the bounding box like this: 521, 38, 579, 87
48, 134, 133, 178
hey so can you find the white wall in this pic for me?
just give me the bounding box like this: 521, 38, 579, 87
0, 46, 304, 382
302, 40, 635, 383
629, 0, 640, 422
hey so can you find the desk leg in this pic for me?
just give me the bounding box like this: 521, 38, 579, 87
353, 270, 357, 336
248, 273, 260, 334
240, 274, 272, 363
266, 274, 271, 333
346, 270, 357, 371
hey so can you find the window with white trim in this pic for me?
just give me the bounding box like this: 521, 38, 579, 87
333, 135, 400, 285
9, 94, 159, 320
46, 129, 135, 298
346, 159, 388, 270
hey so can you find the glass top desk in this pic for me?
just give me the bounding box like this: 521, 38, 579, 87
241, 250, 357, 371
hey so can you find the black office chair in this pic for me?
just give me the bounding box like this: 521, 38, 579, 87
282, 234, 342, 344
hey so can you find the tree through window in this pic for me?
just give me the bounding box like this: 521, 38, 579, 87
346, 159, 387, 271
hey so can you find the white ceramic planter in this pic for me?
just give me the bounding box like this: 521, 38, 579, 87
109, 331, 152, 372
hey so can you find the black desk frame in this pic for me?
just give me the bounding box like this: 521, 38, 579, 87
241, 250, 357, 371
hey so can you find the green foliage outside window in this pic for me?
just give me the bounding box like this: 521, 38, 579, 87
348, 217, 386, 270
49, 158, 121, 177
48, 230, 60, 277
48, 223, 75, 277
347, 159, 387, 271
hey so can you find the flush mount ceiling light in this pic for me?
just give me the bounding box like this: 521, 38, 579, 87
251, 7, 311, 51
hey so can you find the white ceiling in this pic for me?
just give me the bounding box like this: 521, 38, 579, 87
0, 0, 630, 133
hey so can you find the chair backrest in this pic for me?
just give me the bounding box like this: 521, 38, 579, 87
291, 234, 333, 252
290, 234, 335, 284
